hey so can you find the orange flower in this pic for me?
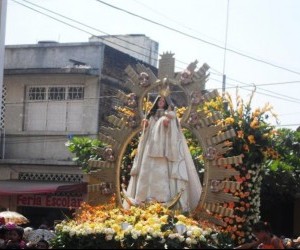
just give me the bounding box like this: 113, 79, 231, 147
250, 117, 260, 128
248, 135, 256, 144
237, 130, 244, 138
228, 202, 235, 209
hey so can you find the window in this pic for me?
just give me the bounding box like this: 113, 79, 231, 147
28, 87, 46, 101
25, 86, 85, 131
68, 87, 84, 100
27, 86, 84, 101
48, 87, 66, 101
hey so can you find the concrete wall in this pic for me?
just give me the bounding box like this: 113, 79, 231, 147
4, 73, 99, 160
5, 42, 104, 69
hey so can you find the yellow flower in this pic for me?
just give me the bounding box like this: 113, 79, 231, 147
160, 215, 168, 223
130, 148, 137, 159
176, 214, 187, 223
248, 135, 256, 144
225, 117, 235, 125
250, 117, 259, 129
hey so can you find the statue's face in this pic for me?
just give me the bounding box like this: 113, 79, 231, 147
158, 97, 166, 109
139, 72, 150, 87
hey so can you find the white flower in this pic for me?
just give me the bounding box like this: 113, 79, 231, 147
69, 229, 76, 237
105, 235, 113, 241
169, 233, 176, 239
186, 230, 192, 237
131, 233, 138, 240
179, 235, 185, 242
185, 237, 192, 245
199, 235, 206, 241
151, 232, 158, 238
191, 239, 198, 245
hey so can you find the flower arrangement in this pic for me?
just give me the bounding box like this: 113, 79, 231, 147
200, 88, 278, 244
51, 198, 232, 249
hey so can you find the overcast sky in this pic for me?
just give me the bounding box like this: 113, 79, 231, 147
5, 0, 300, 130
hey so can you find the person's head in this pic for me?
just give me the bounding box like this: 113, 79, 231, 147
5, 224, 24, 242
36, 239, 49, 249
147, 95, 172, 118
252, 221, 272, 242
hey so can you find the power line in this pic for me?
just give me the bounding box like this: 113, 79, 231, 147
209, 67, 300, 103
10, 0, 300, 104
209, 77, 300, 104
210, 71, 300, 87
96, 0, 300, 76
13, 0, 158, 63
244, 80, 300, 87
225, 75, 300, 102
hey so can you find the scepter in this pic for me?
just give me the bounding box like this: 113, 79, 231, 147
141, 93, 150, 137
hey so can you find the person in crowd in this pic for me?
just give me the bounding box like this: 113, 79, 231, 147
124, 94, 202, 212
35, 240, 50, 249
293, 237, 300, 249
235, 221, 284, 249
4, 223, 26, 249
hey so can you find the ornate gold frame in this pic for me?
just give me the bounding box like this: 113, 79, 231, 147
86, 54, 242, 224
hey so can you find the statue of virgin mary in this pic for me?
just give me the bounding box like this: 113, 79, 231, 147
124, 93, 202, 212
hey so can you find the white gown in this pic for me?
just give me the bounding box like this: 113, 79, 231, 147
125, 109, 202, 212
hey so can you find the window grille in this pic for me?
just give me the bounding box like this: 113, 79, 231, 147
68, 87, 84, 100
27, 86, 84, 101
48, 87, 66, 101
28, 87, 46, 101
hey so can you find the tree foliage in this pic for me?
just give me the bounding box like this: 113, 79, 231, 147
262, 128, 300, 203
65, 136, 105, 173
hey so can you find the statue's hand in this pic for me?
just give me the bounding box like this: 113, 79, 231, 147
141, 119, 149, 128
163, 118, 170, 127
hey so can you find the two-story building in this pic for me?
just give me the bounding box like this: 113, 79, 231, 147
0, 35, 158, 228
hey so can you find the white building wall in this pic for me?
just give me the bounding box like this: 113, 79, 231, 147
4, 73, 99, 160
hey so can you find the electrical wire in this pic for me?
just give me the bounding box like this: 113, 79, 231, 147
12, 0, 158, 63
209, 77, 300, 104
9, 0, 300, 105
96, 0, 300, 76
209, 67, 300, 103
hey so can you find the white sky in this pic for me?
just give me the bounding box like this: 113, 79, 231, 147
4, 0, 300, 130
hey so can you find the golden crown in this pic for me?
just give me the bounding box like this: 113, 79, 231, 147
159, 85, 171, 98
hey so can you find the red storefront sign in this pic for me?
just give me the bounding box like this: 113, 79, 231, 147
17, 194, 84, 208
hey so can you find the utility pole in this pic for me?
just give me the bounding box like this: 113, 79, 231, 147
0, 0, 7, 158
222, 0, 230, 110
222, 74, 226, 97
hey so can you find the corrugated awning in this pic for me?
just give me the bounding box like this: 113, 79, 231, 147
0, 180, 87, 195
